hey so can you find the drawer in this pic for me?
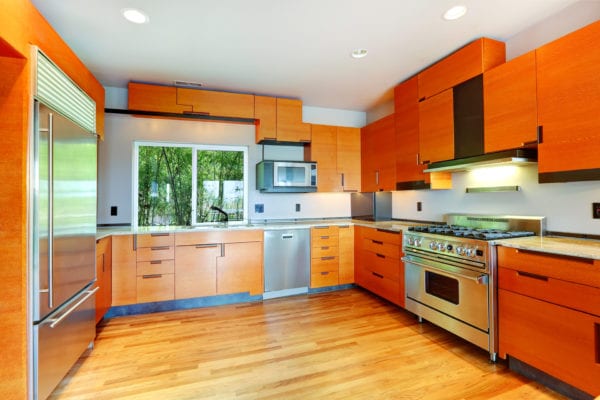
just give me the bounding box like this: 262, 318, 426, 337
363, 238, 400, 259
136, 273, 174, 303
355, 266, 401, 306
362, 228, 402, 246
499, 266, 600, 317
175, 229, 262, 246
137, 259, 175, 276
311, 270, 339, 288
311, 256, 338, 273
498, 289, 600, 395
311, 225, 339, 238
136, 246, 174, 262
497, 246, 600, 288
312, 245, 338, 259
312, 234, 339, 247
137, 233, 174, 248
362, 251, 401, 282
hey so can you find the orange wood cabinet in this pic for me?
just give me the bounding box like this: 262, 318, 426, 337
306, 124, 361, 192
276, 98, 311, 143
418, 88, 454, 164
177, 87, 254, 118
310, 226, 340, 288
536, 21, 600, 180
361, 114, 397, 192
175, 243, 219, 299
95, 236, 112, 324
254, 95, 277, 142
127, 82, 192, 113
418, 38, 505, 100
497, 246, 600, 396
135, 233, 175, 303
111, 235, 137, 306
217, 241, 263, 296
338, 225, 355, 285
354, 226, 404, 307
484, 51, 538, 153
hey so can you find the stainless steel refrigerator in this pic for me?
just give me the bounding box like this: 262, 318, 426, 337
30, 101, 98, 400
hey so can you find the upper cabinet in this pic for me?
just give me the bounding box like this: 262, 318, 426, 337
177, 87, 254, 118
307, 124, 361, 192
275, 98, 311, 143
361, 114, 397, 192
254, 95, 277, 141
418, 38, 505, 100
483, 51, 538, 153
536, 21, 600, 182
418, 88, 454, 164
128, 82, 192, 113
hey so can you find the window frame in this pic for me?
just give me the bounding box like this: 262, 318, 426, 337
133, 141, 249, 228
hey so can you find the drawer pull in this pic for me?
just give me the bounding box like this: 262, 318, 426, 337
142, 274, 162, 279
195, 244, 219, 249
150, 260, 162, 265
376, 229, 399, 234
376, 253, 385, 259
321, 256, 335, 261
321, 246, 330, 250
596, 323, 600, 364
314, 226, 329, 229
320, 235, 330, 239
372, 240, 383, 245
320, 271, 329, 276
517, 271, 548, 282
372, 272, 384, 279
150, 233, 170, 237
151, 246, 170, 251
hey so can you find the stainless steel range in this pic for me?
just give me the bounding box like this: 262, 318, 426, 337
402, 214, 545, 361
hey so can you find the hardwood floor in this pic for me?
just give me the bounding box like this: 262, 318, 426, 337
50, 288, 565, 399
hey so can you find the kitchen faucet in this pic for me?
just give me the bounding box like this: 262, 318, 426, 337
210, 205, 229, 223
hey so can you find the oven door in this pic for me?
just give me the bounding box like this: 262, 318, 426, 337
404, 253, 489, 332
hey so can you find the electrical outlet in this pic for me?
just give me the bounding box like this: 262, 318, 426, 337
295, 203, 301, 212
593, 203, 600, 219
110, 206, 118, 216
254, 204, 264, 213
417, 201, 422, 212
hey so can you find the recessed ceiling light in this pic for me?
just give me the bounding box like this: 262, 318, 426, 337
443, 5, 467, 21
122, 8, 149, 24
351, 49, 368, 59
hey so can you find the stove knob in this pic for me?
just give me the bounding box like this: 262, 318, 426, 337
414, 238, 422, 247
429, 241, 437, 250
437, 242, 445, 251
446, 244, 453, 252
456, 246, 464, 255
466, 248, 476, 257
407, 237, 414, 246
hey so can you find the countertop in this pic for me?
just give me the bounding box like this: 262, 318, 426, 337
494, 235, 600, 261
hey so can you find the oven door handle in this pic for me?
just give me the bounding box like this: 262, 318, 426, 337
401, 257, 489, 285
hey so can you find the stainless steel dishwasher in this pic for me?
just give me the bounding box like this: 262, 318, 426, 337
263, 228, 310, 299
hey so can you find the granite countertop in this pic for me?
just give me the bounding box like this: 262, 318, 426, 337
494, 235, 600, 261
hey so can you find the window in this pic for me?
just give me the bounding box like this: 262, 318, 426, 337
134, 142, 248, 227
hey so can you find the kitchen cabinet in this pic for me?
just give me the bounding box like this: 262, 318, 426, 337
497, 246, 600, 396
135, 233, 175, 303
175, 243, 219, 299
418, 38, 505, 100
95, 236, 112, 324
418, 88, 454, 164
128, 82, 192, 113
254, 95, 277, 142
484, 51, 538, 153
177, 87, 255, 118
338, 225, 355, 284
111, 235, 137, 306
536, 20, 600, 182
306, 124, 361, 192
310, 226, 340, 288
354, 226, 404, 307
217, 241, 263, 295
361, 114, 397, 192
276, 98, 311, 143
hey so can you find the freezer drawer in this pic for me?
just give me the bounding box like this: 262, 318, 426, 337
34, 286, 97, 400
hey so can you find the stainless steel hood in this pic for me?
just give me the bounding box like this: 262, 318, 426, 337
423, 149, 537, 173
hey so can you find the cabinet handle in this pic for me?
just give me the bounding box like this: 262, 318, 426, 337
300, 139, 311, 143
341, 173, 345, 187
150, 233, 170, 237
150, 260, 162, 265
313, 226, 329, 229
537, 125, 543, 144
521, 140, 538, 147
142, 274, 162, 279
320, 236, 330, 239
320, 271, 330, 276
195, 243, 219, 249
151, 246, 170, 251
102, 253, 105, 273
421, 159, 430, 165
372, 272, 384, 279
416, 153, 420, 165
376, 253, 385, 259
595, 323, 600, 364
516, 271, 548, 282
321, 246, 330, 250
372, 240, 383, 245
339, 225, 349, 229
375, 171, 379, 185
220, 243, 225, 257
376, 229, 398, 234
133, 234, 137, 251
321, 256, 335, 261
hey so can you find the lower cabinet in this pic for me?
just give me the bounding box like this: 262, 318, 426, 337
111, 235, 136, 306
310, 225, 354, 288
497, 246, 600, 396
175, 243, 219, 299
217, 241, 263, 296
354, 226, 404, 307
95, 236, 112, 323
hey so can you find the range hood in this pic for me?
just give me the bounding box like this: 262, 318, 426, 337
424, 149, 537, 173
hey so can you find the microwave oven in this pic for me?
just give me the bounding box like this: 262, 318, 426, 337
256, 160, 317, 193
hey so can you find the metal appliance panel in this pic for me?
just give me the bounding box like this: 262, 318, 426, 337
264, 229, 310, 293
34, 286, 97, 400
350, 192, 392, 221
33, 103, 97, 321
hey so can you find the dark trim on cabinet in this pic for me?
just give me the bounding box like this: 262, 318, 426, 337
105, 108, 257, 124
396, 180, 431, 190
539, 168, 600, 183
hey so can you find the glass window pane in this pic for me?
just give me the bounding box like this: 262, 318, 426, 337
137, 146, 192, 226
196, 150, 244, 223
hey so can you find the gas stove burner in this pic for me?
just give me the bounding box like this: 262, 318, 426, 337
408, 225, 535, 240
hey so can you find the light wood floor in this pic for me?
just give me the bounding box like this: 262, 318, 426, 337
50, 288, 565, 400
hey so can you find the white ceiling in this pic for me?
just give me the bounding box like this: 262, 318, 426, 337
32, 0, 579, 112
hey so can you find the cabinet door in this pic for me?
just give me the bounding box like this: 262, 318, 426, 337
217, 242, 263, 296
95, 237, 112, 324
111, 235, 137, 306
361, 114, 396, 191
137, 274, 174, 303
419, 89, 454, 164
484, 51, 538, 153
338, 225, 354, 284
255, 95, 277, 142
309, 124, 340, 192
337, 127, 361, 192
395, 77, 427, 185
177, 88, 254, 118
276, 98, 311, 143
536, 21, 600, 179
127, 82, 192, 113
174, 244, 219, 299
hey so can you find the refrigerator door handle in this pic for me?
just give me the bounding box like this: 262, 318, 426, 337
48, 112, 54, 309
48, 287, 98, 329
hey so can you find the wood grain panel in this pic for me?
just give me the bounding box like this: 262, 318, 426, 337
355, 266, 401, 305
362, 239, 400, 259
111, 235, 137, 306
137, 233, 175, 248
311, 245, 339, 258
311, 257, 339, 274
418, 38, 505, 99
136, 246, 174, 262
174, 244, 219, 299
136, 260, 175, 276
177, 87, 254, 118
311, 225, 339, 238
360, 114, 397, 191
254, 95, 277, 142
361, 251, 401, 282
338, 225, 355, 284
362, 228, 402, 245
310, 270, 339, 288
276, 98, 311, 142
309, 124, 339, 192
484, 51, 538, 153
175, 229, 263, 246
95, 236, 112, 324
419, 89, 454, 163
217, 241, 263, 296
336, 126, 361, 192
128, 82, 192, 114
137, 274, 175, 303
